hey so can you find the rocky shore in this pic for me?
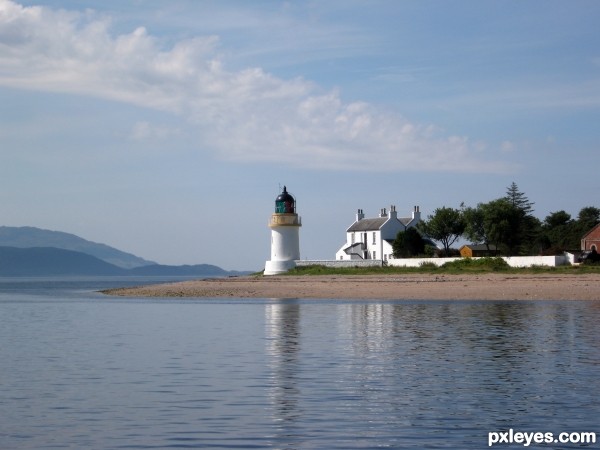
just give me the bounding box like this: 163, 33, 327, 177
102, 273, 600, 300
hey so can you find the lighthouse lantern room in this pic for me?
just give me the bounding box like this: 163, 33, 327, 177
264, 186, 302, 275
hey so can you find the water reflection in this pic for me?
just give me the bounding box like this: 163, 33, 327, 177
265, 301, 303, 443
264, 300, 600, 448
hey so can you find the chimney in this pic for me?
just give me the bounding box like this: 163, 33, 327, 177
412, 205, 421, 222
379, 208, 387, 218
356, 209, 364, 221
389, 205, 398, 219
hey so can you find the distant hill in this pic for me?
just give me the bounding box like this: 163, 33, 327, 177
0, 226, 155, 269
0, 246, 126, 276
0, 246, 250, 277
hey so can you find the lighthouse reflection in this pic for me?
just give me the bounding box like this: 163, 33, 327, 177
265, 300, 302, 433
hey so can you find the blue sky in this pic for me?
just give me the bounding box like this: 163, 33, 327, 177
1, 0, 599, 270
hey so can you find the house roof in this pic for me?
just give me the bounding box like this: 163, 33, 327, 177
398, 217, 413, 226
342, 242, 364, 255
581, 223, 600, 240
347, 216, 414, 232
347, 218, 388, 232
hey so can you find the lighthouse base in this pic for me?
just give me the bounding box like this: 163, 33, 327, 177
264, 260, 297, 276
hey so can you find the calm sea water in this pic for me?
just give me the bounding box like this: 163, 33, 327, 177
0, 278, 598, 449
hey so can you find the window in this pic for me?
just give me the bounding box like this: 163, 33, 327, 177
351, 233, 355, 244
372, 232, 376, 244
373, 251, 377, 259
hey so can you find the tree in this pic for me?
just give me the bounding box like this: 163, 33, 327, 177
537, 207, 600, 252
577, 206, 600, 231
418, 207, 465, 256
541, 210, 574, 251
462, 204, 495, 254
479, 199, 522, 255
521, 214, 543, 255
544, 210, 572, 229
392, 228, 425, 258
505, 182, 534, 214
502, 182, 539, 254
570, 206, 600, 250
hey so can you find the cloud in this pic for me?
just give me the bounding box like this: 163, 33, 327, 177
129, 121, 180, 141
0, 0, 513, 173
500, 141, 515, 152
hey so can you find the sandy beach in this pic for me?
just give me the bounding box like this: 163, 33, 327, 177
102, 273, 600, 300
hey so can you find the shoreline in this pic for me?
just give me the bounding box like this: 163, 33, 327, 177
102, 273, 600, 300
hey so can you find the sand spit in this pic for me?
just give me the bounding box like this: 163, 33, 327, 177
102, 273, 600, 300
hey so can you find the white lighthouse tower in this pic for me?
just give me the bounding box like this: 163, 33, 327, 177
264, 186, 302, 275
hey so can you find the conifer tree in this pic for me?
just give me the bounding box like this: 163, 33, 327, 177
503, 182, 539, 254
505, 182, 534, 214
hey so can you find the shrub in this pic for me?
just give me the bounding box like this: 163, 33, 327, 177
441, 257, 510, 272
419, 261, 439, 270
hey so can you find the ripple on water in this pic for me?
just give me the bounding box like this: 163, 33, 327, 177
1, 286, 599, 449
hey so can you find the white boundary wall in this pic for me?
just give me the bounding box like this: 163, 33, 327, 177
296, 260, 383, 268
388, 255, 570, 268
502, 255, 569, 267
296, 255, 571, 269
387, 257, 460, 267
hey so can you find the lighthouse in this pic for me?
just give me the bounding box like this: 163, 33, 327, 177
264, 186, 302, 275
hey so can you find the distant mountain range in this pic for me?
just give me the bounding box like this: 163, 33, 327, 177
0, 226, 154, 268
0, 227, 249, 277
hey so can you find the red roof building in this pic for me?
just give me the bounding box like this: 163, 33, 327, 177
581, 223, 600, 252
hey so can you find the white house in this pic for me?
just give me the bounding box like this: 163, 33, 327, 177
335, 206, 422, 261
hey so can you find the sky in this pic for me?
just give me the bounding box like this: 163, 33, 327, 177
1, 0, 599, 271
